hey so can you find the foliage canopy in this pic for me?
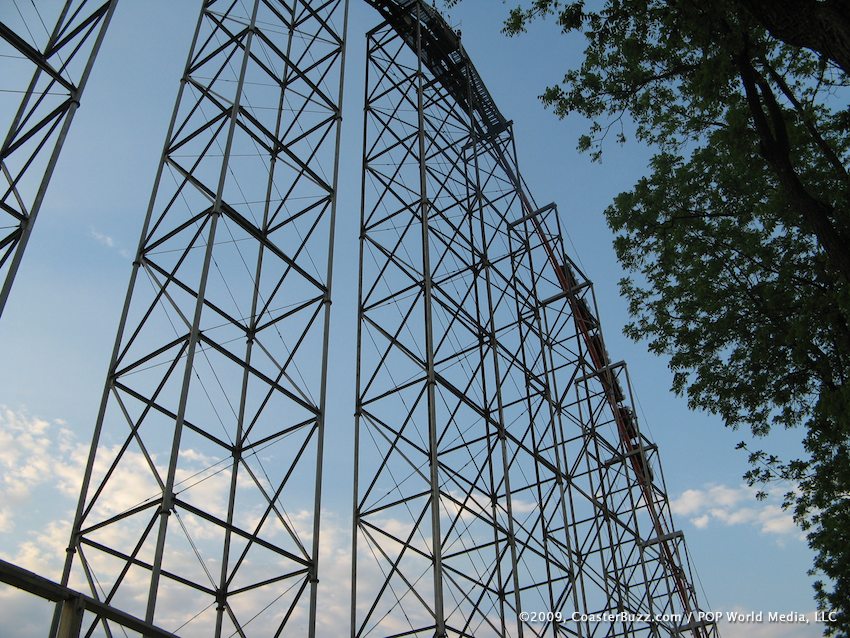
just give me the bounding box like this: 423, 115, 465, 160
453, 0, 850, 631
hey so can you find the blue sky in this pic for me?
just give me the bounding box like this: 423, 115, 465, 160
0, 1, 826, 636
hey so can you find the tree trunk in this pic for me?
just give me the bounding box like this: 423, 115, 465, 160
737, 0, 850, 75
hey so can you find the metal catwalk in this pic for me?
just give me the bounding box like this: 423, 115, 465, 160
0, 0, 717, 636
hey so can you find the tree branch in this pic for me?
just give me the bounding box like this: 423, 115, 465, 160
736, 50, 850, 282
759, 56, 849, 182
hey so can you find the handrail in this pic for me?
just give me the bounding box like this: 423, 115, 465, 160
0, 558, 178, 638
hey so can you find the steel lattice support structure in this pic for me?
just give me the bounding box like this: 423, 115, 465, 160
352, 3, 718, 637
57, 0, 347, 635
0, 0, 117, 317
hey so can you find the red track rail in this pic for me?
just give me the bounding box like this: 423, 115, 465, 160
518, 191, 705, 635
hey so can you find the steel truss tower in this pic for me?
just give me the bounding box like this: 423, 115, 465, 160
0, 0, 117, 317
58, 0, 346, 635
352, 3, 717, 637
34, 1, 720, 637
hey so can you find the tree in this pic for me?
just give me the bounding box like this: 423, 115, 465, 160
450, 0, 850, 632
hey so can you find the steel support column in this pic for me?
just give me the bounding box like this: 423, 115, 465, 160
57, 0, 346, 635
415, 4, 448, 636
0, 0, 117, 318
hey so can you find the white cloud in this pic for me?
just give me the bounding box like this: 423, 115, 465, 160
0, 406, 357, 636
670, 483, 800, 540
89, 227, 115, 248
1, 407, 812, 637
0, 407, 80, 535
1, 519, 70, 582
89, 227, 132, 259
